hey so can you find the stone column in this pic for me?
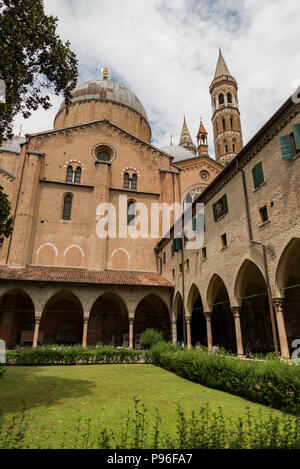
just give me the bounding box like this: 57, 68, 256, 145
186, 317, 192, 349
231, 307, 244, 357
32, 315, 42, 348
272, 298, 290, 359
129, 318, 134, 350
204, 312, 213, 351
172, 319, 177, 344
82, 317, 89, 348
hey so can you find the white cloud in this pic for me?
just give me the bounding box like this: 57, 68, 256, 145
13, 0, 300, 156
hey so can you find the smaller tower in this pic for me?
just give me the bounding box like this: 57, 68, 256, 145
197, 120, 209, 156
179, 116, 197, 155
210, 50, 243, 166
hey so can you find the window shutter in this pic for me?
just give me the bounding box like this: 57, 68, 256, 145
212, 202, 218, 221
192, 217, 197, 232
280, 135, 294, 160
252, 162, 264, 189
292, 124, 300, 151
222, 194, 228, 214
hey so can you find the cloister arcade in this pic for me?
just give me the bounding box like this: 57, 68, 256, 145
0, 239, 299, 357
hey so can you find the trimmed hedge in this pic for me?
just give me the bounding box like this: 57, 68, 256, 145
5, 345, 152, 366
151, 343, 300, 415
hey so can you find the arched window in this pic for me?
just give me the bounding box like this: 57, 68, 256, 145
66, 165, 82, 184
227, 92, 232, 104
62, 194, 73, 220
74, 167, 81, 184
225, 144, 228, 153
123, 172, 138, 191
131, 173, 137, 190
222, 118, 226, 131
127, 201, 136, 226
230, 116, 233, 129
124, 173, 130, 190
219, 93, 224, 105
66, 165, 73, 183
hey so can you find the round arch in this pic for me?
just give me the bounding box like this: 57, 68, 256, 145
173, 291, 184, 343
134, 294, 171, 347
207, 274, 235, 352
88, 292, 129, 347
187, 284, 206, 347
0, 289, 35, 349
275, 238, 300, 349
41, 290, 84, 345
235, 259, 273, 354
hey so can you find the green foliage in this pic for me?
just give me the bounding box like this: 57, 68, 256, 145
151, 345, 300, 415
0, 365, 4, 379
1, 399, 299, 449
139, 329, 164, 350
0, 0, 78, 143
5, 344, 152, 366
0, 185, 13, 237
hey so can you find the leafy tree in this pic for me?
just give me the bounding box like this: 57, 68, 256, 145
140, 329, 164, 350
0, 0, 78, 143
0, 185, 13, 237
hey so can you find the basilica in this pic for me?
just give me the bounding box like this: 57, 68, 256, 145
0, 51, 299, 358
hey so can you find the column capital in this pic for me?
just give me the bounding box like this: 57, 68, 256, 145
231, 306, 242, 318
83, 317, 89, 324
272, 298, 286, 310
129, 317, 134, 325
203, 311, 213, 320
34, 315, 42, 323
185, 317, 191, 324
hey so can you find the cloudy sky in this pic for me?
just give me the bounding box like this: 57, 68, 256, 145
13, 0, 300, 155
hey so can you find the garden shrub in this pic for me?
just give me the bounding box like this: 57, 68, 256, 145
0, 365, 4, 379
151, 344, 300, 415
139, 329, 164, 350
5, 344, 152, 366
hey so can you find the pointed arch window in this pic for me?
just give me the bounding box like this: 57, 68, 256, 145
74, 167, 81, 184
131, 173, 137, 190
219, 93, 224, 105
62, 194, 73, 220
227, 92, 232, 104
222, 118, 226, 131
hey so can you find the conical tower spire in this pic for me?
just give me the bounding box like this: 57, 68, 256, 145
197, 120, 209, 156
214, 49, 230, 78
179, 116, 196, 155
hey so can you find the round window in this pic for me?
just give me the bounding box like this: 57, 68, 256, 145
200, 170, 209, 181
92, 144, 115, 162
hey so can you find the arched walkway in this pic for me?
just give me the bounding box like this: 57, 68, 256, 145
41, 291, 83, 345
0, 289, 35, 349
208, 274, 236, 352
187, 284, 206, 346
87, 292, 128, 346
235, 260, 273, 354
134, 294, 171, 347
276, 239, 300, 352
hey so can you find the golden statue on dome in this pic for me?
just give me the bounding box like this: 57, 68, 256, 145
101, 67, 110, 80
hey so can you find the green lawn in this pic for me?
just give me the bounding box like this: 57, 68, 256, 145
0, 365, 290, 448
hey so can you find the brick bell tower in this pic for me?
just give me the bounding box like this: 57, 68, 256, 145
209, 49, 243, 166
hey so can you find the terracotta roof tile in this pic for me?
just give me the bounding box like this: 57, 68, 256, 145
0, 265, 172, 288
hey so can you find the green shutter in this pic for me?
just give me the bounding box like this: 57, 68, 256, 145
222, 194, 228, 214
192, 217, 197, 232
292, 124, 300, 151
173, 237, 182, 252
252, 162, 264, 189
280, 135, 294, 160
212, 202, 218, 221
